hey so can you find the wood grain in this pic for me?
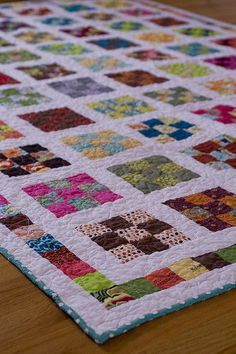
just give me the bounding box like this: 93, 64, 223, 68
0, 1, 236, 353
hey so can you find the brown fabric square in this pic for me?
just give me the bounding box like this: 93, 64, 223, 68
42, 246, 78, 267
101, 216, 133, 231
194, 154, 217, 164
194, 141, 221, 153
150, 17, 187, 27
193, 252, 230, 270
106, 70, 168, 87
19, 107, 94, 132
0, 213, 32, 230
137, 219, 171, 235
92, 232, 128, 251
134, 236, 169, 254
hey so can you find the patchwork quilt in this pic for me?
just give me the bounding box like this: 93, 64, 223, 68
0, 0, 235, 344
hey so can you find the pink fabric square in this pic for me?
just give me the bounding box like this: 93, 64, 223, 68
23, 183, 52, 197
47, 202, 78, 217
0, 195, 8, 205
59, 259, 96, 279
68, 173, 96, 186
92, 191, 122, 204
57, 187, 86, 201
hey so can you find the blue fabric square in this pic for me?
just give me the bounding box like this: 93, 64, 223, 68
143, 118, 163, 128
140, 128, 161, 138
171, 121, 193, 129
26, 234, 63, 254
169, 129, 192, 141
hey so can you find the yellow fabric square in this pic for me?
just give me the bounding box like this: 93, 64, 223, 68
170, 258, 208, 280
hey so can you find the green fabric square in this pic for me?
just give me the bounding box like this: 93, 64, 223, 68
121, 277, 160, 298
74, 272, 115, 292
216, 245, 236, 264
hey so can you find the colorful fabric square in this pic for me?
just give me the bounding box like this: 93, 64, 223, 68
129, 117, 201, 144
120, 8, 154, 16
62, 130, 142, 159
49, 77, 113, 98
62, 26, 108, 37
213, 37, 236, 49
167, 42, 219, 57
17, 7, 51, 16
163, 187, 236, 232
176, 27, 221, 37
19, 107, 94, 132
107, 155, 199, 193
159, 62, 213, 78
15, 31, 61, 44
89, 37, 138, 50
77, 209, 190, 263
39, 43, 90, 56
150, 17, 187, 27
0, 50, 40, 64
145, 86, 210, 106
87, 95, 155, 119
0, 87, 50, 109
96, 1, 131, 8
60, 3, 94, 12
0, 120, 23, 141
0, 73, 19, 85
0, 144, 70, 177
17, 63, 75, 81
41, 17, 76, 26
0, 20, 32, 32
182, 135, 236, 170
205, 79, 236, 95
109, 21, 147, 32
126, 49, 175, 61
74, 55, 129, 72
0, 37, 12, 47
82, 12, 115, 21
136, 32, 178, 44
192, 105, 236, 124
23, 173, 122, 217
205, 55, 236, 70
106, 70, 168, 87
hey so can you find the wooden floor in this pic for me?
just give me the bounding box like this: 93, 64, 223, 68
0, 1, 236, 353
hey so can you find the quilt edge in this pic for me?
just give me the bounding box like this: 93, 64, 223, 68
0, 245, 235, 344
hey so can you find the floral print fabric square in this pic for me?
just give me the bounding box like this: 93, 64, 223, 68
17, 63, 75, 80
192, 105, 236, 124
23, 173, 122, 218
0, 120, 23, 141
0, 50, 40, 64
0, 144, 70, 177
205, 55, 236, 70
89, 37, 138, 50
88, 95, 155, 119
176, 27, 221, 37
74, 55, 129, 72
129, 117, 200, 144
106, 70, 168, 87
126, 49, 175, 61
49, 77, 113, 98
159, 62, 213, 78
167, 42, 219, 57
183, 135, 236, 170
15, 31, 61, 44
63, 130, 142, 159
62, 26, 107, 37
107, 155, 199, 193
164, 187, 236, 232
77, 209, 190, 263
0, 87, 50, 109
145, 86, 210, 106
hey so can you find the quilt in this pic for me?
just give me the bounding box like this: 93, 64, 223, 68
0, 0, 236, 344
